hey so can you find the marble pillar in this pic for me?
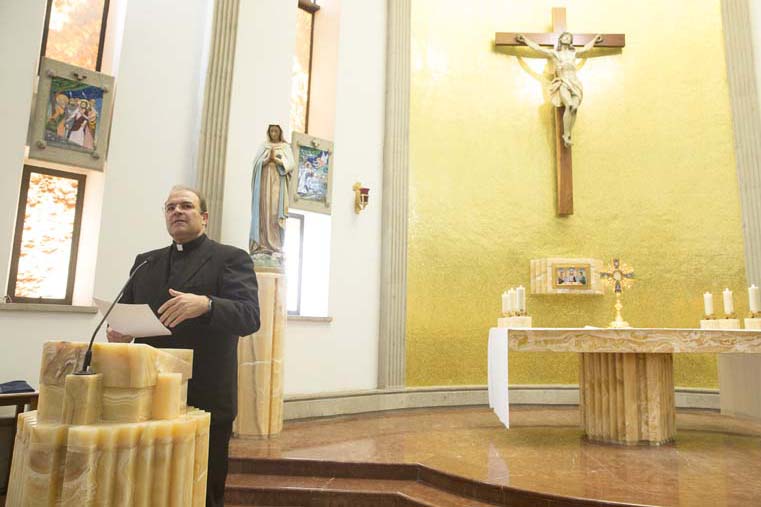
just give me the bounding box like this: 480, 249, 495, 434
6, 342, 210, 506
378, 0, 411, 390
196, 0, 240, 240
235, 271, 286, 437
580, 352, 675, 445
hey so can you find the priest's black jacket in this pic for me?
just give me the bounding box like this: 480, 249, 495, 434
124, 234, 260, 423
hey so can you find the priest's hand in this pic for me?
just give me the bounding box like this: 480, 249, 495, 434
159, 289, 211, 328
106, 326, 134, 343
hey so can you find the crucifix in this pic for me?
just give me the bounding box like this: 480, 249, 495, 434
495, 7, 625, 216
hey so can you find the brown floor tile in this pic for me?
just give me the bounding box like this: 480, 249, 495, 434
229, 406, 761, 506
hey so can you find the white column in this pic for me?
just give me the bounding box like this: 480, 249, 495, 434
722, 0, 761, 286
378, 0, 410, 389
196, 0, 240, 240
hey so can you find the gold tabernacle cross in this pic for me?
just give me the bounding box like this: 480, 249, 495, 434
600, 258, 635, 328
495, 7, 625, 216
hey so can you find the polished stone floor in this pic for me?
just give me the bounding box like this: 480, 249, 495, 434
230, 406, 761, 507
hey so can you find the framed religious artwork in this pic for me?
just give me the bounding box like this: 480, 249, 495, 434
530, 258, 604, 295
289, 132, 334, 214
28, 57, 115, 171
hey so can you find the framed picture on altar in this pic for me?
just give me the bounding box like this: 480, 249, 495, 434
531, 258, 604, 295
28, 58, 115, 171
552, 262, 591, 290
289, 132, 334, 215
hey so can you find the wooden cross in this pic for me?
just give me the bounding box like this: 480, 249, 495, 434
495, 8, 625, 216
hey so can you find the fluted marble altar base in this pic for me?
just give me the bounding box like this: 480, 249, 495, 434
235, 271, 286, 438
580, 353, 675, 445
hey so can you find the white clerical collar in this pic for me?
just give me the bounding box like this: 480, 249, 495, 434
176, 243, 183, 251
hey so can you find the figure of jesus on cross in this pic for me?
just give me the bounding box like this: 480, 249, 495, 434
496, 8, 625, 216
516, 31, 603, 147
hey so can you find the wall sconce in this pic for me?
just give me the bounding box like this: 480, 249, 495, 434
353, 182, 369, 213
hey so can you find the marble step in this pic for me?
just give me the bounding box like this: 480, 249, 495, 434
225, 473, 498, 506
226, 457, 645, 507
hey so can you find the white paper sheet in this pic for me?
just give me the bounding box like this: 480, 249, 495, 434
93, 297, 172, 338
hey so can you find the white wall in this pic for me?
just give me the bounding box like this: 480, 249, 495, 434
221, 0, 298, 249
94, 0, 212, 298
0, 0, 99, 417
0, 0, 386, 401
283, 0, 386, 395
0, 0, 211, 401
221, 0, 386, 394
0, 0, 47, 295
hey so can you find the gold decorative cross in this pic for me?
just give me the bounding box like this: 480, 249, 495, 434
495, 7, 625, 216
600, 258, 635, 328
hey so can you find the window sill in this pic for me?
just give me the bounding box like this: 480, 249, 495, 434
0, 303, 98, 314
288, 315, 333, 323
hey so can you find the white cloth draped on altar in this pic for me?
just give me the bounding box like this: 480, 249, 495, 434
487, 327, 510, 428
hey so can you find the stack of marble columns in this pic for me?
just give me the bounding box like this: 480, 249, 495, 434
6, 341, 211, 506
235, 272, 286, 437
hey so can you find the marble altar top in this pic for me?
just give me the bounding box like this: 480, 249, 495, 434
502, 328, 761, 353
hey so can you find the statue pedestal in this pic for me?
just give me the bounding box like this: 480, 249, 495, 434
235, 270, 286, 438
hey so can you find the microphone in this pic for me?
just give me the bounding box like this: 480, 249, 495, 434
77, 256, 152, 374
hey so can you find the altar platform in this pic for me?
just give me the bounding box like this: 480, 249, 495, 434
223, 405, 761, 507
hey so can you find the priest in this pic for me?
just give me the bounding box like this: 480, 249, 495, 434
108, 185, 260, 507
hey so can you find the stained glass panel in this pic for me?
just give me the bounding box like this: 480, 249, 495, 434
290, 7, 313, 135
44, 0, 108, 70
11, 169, 85, 302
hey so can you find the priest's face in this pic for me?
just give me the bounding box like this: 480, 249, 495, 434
164, 189, 208, 243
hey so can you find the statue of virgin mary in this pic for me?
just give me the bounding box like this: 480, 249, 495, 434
249, 124, 295, 265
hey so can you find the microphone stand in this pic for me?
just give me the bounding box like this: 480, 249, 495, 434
77, 257, 151, 375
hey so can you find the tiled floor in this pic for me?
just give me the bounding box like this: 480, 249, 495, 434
230, 406, 761, 507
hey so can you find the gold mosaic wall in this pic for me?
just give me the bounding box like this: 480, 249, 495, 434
407, 0, 746, 388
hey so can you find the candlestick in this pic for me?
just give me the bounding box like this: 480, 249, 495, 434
703, 292, 714, 317
749, 285, 760, 314
723, 288, 734, 316
516, 286, 526, 314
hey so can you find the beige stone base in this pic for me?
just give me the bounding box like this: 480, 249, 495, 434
579, 353, 675, 445
234, 271, 286, 438
497, 316, 533, 328
700, 318, 741, 330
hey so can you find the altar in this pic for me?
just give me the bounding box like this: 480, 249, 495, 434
488, 327, 761, 445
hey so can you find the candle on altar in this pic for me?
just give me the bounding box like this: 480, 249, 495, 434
723, 288, 734, 315
507, 288, 516, 314
749, 285, 760, 314
516, 286, 526, 313
703, 292, 714, 316
501, 291, 509, 314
